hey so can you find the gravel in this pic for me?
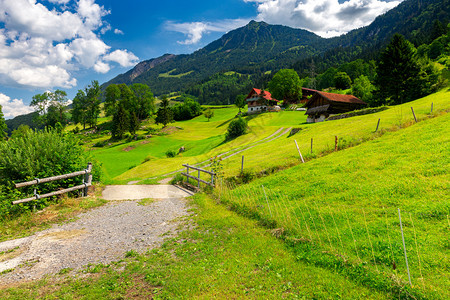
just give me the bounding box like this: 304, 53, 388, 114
0, 193, 190, 285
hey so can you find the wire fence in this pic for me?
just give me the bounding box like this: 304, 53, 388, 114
213, 182, 450, 298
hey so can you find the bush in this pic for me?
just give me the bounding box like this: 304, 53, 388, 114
165, 150, 177, 158
226, 117, 247, 140
0, 129, 101, 218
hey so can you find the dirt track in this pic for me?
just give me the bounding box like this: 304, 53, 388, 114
0, 185, 193, 286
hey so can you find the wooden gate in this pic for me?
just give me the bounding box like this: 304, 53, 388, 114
181, 164, 215, 189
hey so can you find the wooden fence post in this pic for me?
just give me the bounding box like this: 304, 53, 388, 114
431, 102, 433, 114
398, 208, 412, 287
83, 163, 92, 197
411, 107, 417, 123
241, 155, 244, 174
335, 136, 338, 151
294, 140, 305, 163
375, 118, 381, 132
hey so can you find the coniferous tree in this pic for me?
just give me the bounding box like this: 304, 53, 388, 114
0, 105, 7, 140
111, 102, 129, 139
155, 96, 173, 128
375, 34, 425, 105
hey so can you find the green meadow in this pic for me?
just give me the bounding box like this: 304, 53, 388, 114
215, 108, 450, 298
94, 89, 449, 185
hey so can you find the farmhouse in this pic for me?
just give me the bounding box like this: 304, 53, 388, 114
305, 91, 366, 123
246, 88, 280, 114
300, 87, 318, 103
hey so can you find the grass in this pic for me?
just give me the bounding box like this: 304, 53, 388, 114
0, 185, 106, 242
0, 194, 391, 299
214, 110, 450, 298
158, 69, 194, 78
107, 89, 449, 184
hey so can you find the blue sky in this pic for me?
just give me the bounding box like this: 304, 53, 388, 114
0, 0, 402, 119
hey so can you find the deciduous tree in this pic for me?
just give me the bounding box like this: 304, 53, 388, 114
235, 94, 246, 112
30, 90, 68, 128
203, 108, 214, 121
334, 72, 352, 90
268, 69, 302, 103
130, 83, 155, 120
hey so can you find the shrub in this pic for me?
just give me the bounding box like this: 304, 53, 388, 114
0, 129, 100, 218
226, 117, 247, 140
165, 150, 177, 158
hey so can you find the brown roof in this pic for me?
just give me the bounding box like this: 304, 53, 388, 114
246, 88, 278, 102
316, 91, 366, 105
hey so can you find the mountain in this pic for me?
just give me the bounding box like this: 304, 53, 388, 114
104, 21, 328, 95
105, 0, 449, 101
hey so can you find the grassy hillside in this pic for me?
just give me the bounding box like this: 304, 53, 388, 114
101, 89, 449, 184
215, 109, 449, 298
1, 194, 392, 299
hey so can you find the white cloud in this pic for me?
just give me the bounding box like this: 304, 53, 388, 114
166, 19, 250, 44
103, 50, 138, 67
0, 0, 138, 90
114, 28, 124, 35
245, 0, 402, 37
0, 92, 34, 119
93, 60, 110, 73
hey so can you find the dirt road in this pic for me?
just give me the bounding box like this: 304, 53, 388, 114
0, 185, 193, 285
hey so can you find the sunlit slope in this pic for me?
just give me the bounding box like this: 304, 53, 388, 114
219, 111, 449, 297
115, 89, 449, 182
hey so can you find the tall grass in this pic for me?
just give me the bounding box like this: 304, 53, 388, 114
212, 112, 450, 298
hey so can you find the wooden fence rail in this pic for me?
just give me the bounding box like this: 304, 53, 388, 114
181, 164, 215, 188
12, 163, 92, 205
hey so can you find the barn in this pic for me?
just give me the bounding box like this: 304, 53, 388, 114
245, 88, 280, 115
305, 91, 366, 123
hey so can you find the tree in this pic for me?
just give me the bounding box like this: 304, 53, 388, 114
351, 75, 375, 104
0, 105, 7, 140
334, 72, 352, 90
111, 102, 129, 139
104, 84, 121, 117
375, 34, 427, 105
130, 83, 155, 120
72, 81, 101, 130
268, 69, 302, 103
155, 96, 173, 128
235, 94, 246, 112
72, 89, 88, 130
10, 124, 31, 139
203, 108, 214, 121
226, 117, 247, 140
30, 90, 68, 127
84, 80, 101, 128
129, 111, 140, 135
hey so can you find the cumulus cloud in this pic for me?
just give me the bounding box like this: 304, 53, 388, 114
166, 19, 250, 44
245, 0, 402, 37
0, 93, 34, 119
103, 50, 139, 67
0, 0, 138, 90
114, 29, 124, 35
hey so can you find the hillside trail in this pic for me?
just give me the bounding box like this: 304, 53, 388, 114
0, 185, 193, 286
129, 126, 292, 184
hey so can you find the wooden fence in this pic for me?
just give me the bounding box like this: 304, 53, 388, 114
12, 163, 93, 205
181, 164, 215, 188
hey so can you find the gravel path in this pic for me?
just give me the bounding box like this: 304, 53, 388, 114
0, 185, 192, 285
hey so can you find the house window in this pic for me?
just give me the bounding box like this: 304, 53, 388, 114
251, 108, 253, 111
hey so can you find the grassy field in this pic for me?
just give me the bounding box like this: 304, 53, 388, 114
214, 110, 450, 298
1, 194, 393, 299
97, 89, 449, 184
